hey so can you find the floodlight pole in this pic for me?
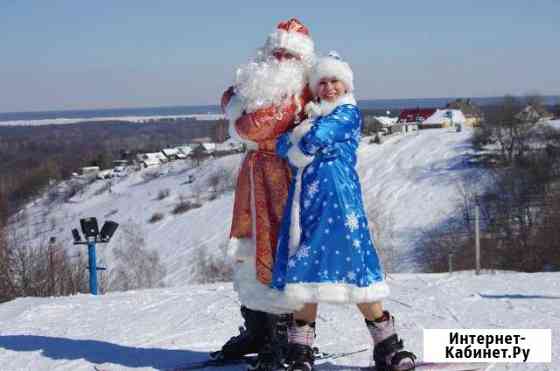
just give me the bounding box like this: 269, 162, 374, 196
73, 218, 117, 295
74, 237, 108, 295
87, 238, 98, 295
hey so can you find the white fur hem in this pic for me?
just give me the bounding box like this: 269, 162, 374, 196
227, 238, 255, 261
233, 259, 304, 314
283, 281, 390, 304
287, 144, 314, 168
225, 95, 258, 149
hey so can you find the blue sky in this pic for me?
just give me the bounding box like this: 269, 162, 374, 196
1, 0, 559, 112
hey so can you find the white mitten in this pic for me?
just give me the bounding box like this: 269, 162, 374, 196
287, 119, 314, 168
304, 101, 321, 118
289, 118, 313, 144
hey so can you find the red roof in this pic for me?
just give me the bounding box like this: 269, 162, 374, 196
398, 108, 437, 123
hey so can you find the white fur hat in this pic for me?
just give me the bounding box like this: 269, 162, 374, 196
309, 51, 354, 95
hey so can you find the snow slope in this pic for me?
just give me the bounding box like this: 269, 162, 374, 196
0, 272, 558, 370
13, 127, 486, 285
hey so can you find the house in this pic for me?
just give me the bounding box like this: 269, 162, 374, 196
161, 148, 182, 161
201, 142, 216, 154
516, 104, 554, 123
112, 160, 129, 167
446, 98, 484, 127
79, 166, 100, 176
96, 169, 113, 179
398, 108, 438, 124
176, 145, 194, 157
136, 152, 167, 168
422, 109, 466, 128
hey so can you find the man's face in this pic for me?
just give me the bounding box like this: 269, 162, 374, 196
272, 48, 300, 61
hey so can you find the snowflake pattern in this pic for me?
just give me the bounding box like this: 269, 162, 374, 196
273, 104, 384, 291
296, 245, 311, 260
345, 212, 360, 232
307, 180, 320, 198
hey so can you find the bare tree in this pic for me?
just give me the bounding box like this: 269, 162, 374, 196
0, 223, 89, 301
188, 240, 233, 283
484, 95, 537, 163
108, 224, 167, 291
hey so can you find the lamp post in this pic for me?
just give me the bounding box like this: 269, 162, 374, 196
72, 217, 119, 295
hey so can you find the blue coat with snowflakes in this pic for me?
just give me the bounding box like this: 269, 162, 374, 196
271, 101, 389, 304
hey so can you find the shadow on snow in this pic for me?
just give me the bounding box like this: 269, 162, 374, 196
0, 335, 206, 369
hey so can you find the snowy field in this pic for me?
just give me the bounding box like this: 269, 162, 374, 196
0, 272, 558, 370
0, 113, 225, 126
12, 127, 485, 286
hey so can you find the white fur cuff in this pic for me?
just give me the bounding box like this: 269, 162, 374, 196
227, 238, 256, 262
225, 95, 258, 148
287, 144, 314, 168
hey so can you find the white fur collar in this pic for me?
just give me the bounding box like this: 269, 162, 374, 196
305, 94, 357, 118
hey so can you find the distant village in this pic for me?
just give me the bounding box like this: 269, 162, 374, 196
77, 137, 243, 179
363, 98, 557, 141
77, 98, 558, 179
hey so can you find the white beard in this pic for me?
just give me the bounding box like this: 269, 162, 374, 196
234, 57, 307, 113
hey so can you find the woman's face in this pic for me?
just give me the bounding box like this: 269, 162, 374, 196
317, 77, 347, 102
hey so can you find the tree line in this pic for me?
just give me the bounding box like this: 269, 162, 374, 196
0, 119, 226, 218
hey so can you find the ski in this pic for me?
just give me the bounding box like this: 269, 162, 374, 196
318, 361, 494, 371
170, 347, 369, 371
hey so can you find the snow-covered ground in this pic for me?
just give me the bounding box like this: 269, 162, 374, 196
0, 113, 225, 127
0, 272, 558, 370
2, 127, 558, 370
11, 127, 486, 285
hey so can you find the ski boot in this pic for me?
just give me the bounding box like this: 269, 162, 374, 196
248, 313, 292, 371
286, 343, 315, 371
285, 320, 316, 371
366, 311, 416, 371
211, 306, 267, 360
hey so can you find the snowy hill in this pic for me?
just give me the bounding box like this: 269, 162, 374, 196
13, 127, 485, 286
0, 272, 558, 370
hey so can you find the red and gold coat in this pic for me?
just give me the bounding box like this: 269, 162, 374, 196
221, 86, 312, 285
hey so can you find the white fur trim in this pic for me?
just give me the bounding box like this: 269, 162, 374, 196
265, 29, 314, 62
315, 94, 357, 116
304, 101, 322, 118
284, 281, 390, 304
310, 57, 354, 95
227, 237, 255, 261
289, 169, 303, 256
287, 144, 314, 168
233, 258, 305, 314
225, 94, 258, 148
287, 120, 314, 168
289, 118, 313, 143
